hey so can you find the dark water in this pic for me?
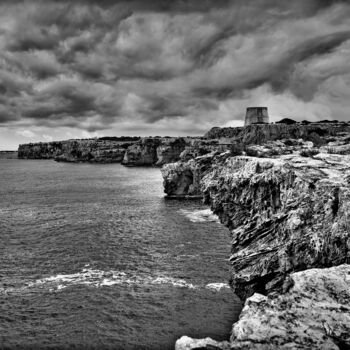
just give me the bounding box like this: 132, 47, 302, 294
0, 160, 241, 350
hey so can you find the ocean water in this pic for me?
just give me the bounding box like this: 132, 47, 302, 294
0, 159, 242, 350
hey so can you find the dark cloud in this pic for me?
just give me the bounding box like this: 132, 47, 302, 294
0, 0, 349, 142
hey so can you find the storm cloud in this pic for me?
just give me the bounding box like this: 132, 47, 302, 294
0, 0, 350, 147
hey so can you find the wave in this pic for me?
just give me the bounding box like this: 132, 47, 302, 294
179, 209, 220, 223
205, 283, 231, 291
1, 267, 230, 294
24, 267, 198, 291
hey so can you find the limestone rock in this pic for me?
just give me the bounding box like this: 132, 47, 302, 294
229, 265, 350, 349
122, 137, 162, 166
161, 151, 230, 197
156, 138, 187, 166
202, 153, 350, 299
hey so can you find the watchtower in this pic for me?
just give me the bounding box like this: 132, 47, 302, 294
244, 107, 269, 126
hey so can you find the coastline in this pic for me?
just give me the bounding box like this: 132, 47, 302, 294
12, 122, 350, 349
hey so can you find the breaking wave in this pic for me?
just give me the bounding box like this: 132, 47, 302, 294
1, 266, 230, 294
179, 209, 220, 223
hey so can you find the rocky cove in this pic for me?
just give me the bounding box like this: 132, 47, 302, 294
16, 122, 350, 349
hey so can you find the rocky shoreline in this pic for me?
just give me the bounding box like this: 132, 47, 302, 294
17, 136, 211, 166
162, 122, 350, 349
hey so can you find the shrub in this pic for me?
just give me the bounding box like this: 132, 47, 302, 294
244, 147, 260, 157
300, 148, 319, 157
301, 120, 311, 125
276, 118, 297, 124
230, 143, 244, 156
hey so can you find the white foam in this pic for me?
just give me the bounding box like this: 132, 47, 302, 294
2, 268, 228, 294
179, 209, 220, 223
27, 268, 197, 291
205, 283, 231, 291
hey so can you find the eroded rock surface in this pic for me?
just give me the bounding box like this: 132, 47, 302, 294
122, 137, 162, 166
202, 153, 350, 299
161, 151, 231, 197
177, 265, 350, 350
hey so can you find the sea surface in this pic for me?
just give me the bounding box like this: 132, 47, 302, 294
0, 159, 242, 350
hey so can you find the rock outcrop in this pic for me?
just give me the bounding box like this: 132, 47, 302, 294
164, 123, 350, 350
121, 137, 192, 166
18, 138, 137, 163
121, 137, 162, 166
176, 265, 350, 350
161, 151, 231, 197
202, 153, 350, 299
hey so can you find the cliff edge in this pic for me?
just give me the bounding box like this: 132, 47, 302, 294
162, 122, 350, 349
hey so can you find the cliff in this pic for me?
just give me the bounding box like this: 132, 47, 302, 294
121, 137, 204, 167
18, 138, 138, 163
202, 153, 350, 299
162, 123, 350, 349
18, 136, 203, 166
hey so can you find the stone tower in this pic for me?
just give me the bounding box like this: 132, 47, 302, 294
244, 107, 269, 126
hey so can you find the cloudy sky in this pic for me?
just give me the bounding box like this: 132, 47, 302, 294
0, 0, 350, 149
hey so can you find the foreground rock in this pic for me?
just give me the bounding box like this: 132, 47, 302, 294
176, 265, 350, 350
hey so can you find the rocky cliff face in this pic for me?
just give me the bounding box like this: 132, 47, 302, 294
202, 153, 350, 299
18, 139, 136, 163
18, 136, 201, 166
163, 123, 350, 350
163, 150, 350, 299
121, 137, 209, 167
161, 151, 230, 197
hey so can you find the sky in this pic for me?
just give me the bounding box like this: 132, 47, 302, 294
0, 0, 350, 149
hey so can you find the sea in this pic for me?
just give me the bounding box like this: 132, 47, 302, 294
0, 159, 242, 350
